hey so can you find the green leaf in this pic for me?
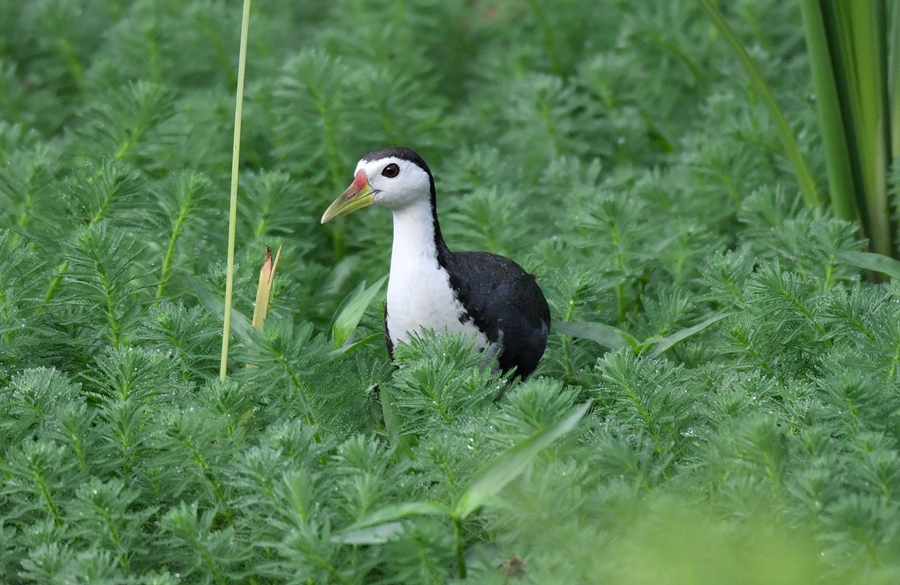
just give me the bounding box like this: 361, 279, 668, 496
328, 332, 384, 357
832, 250, 900, 280
798, 0, 857, 221
378, 381, 415, 459
553, 320, 630, 350
330, 274, 388, 347
893, 2, 900, 160
333, 522, 405, 545
336, 501, 452, 544
696, 0, 820, 210
646, 313, 737, 358
454, 400, 591, 520
192, 277, 255, 346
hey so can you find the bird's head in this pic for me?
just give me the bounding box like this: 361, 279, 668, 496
321, 147, 434, 223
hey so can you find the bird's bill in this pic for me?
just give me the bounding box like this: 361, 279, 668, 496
321, 170, 375, 223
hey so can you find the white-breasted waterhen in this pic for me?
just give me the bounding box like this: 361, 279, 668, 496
322, 146, 550, 378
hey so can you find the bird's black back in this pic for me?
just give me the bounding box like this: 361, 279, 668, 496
441, 250, 550, 378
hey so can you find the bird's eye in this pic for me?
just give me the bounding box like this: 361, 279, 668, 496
382, 163, 400, 178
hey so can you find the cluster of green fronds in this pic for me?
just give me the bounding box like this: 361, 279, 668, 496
3, 0, 900, 583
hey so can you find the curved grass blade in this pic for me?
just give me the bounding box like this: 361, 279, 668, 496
334, 522, 405, 545
646, 312, 737, 358
335, 501, 452, 545
696, 0, 820, 210
832, 249, 900, 280
330, 274, 388, 348
553, 320, 630, 350
193, 277, 255, 346
833, 1, 891, 258
798, 0, 857, 221
454, 400, 591, 520
892, 2, 900, 160
329, 333, 384, 357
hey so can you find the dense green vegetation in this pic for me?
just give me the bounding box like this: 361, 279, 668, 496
2, 0, 900, 583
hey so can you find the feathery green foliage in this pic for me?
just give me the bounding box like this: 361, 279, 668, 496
3, 1, 900, 583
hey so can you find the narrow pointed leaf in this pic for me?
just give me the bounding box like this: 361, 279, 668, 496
330, 274, 388, 347
696, 0, 820, 209
798, 0, 857, 220
832, 250, 900, 280
646, 313, 737, 358
832, 2, 891, 257
553, 320, 630, 349
892, 1, 900, 159
338, 501, 452, 541
193, 277, 255, 346
454, 400, 591, 520
329, 332, 384, 357
378, 381, 415, 459
333, 522, 406, 545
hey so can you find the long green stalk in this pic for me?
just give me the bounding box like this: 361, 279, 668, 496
833, 1, 891, 257
892, 3, 900, 162
798, 0, 856, 221
696, 0, 821, 210
220, 0, 252, 380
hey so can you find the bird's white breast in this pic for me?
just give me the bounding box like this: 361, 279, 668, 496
385, 199, 490, 351
386, 257, 488, 348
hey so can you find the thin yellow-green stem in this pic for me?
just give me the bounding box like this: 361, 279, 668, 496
696, 0, 821, 210
220, 0, 252, 381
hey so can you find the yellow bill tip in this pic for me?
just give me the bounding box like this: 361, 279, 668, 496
321, 170, 375, 223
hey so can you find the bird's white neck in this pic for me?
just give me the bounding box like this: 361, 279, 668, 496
389, 198, 443, 272
384, 198, 486, 348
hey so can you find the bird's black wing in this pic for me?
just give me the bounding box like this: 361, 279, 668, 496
442, 251, 550, 377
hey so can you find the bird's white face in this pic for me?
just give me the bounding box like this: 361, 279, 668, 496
321, 154, 432, 223
357, 156, 431, 211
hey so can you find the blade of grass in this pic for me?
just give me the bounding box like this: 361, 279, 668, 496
334, 522, 405, 545
553, 320, 630, 350
329, 333, 384, 357
696, 0, 820, 210
454, 400, 591, 520
646, 312, 737, 358
832, 249, 900, 280
329, 274, 388, 348
220, 0, 252, 380
817, 2, 871, 246
823, 0, 893, 256
798, 0, 857, 221
832, 1, 892, 257
341, 502, 453, 534
193, 278, 256, 346
378, 382, 414, 459
892, 1, 900, 162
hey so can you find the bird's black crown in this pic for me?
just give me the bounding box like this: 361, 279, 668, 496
362, 146, 432, 177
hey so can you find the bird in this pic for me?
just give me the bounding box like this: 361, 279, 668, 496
321, 146, 550, 378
